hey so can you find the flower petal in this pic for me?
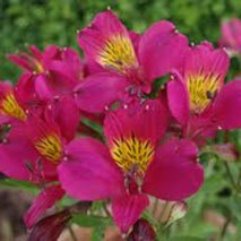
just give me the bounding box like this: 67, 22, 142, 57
74, 73, 128, 113
0, 124, 58, 182
112, 194, 149, 233
220, 18, 241, 53
143, 139, 204, 200
183, 43, 229, 85
104, 99, 167, 148
47, 96, 80, 142
138, 21, 188, 81
78, 10, 136, 72
24, 185, 65, 228
167, 74, 190, 126
58, 137, 125, 201
212, 80, 241, 129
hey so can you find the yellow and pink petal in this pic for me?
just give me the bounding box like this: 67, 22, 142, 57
58, 137, 125, 201
78, 10, 138, 74
184, 43, 229, 114
104, 100, 167, 174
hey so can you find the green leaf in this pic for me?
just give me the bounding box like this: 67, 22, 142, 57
0, 178, 38, 193
170, 237, 204, 241
71, 214, 112, 228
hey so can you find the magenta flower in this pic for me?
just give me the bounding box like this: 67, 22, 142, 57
0, 81, 27, 125
220, 18, 241, 55
167, 42, 241, 144
0, 102, 80, 228
58, 100, 203, 232
74, 10, 188, 113
9, 45, 84, 103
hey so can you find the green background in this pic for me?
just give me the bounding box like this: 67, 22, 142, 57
1, 0, 241, 80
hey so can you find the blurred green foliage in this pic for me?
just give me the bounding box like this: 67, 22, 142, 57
1, 0, 241, 80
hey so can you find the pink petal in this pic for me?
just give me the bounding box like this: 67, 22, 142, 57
212, 80, 241, 129
48, 48, 84, 82
41, 45, 61, 63
24, 185, 65, 228
138, 21, 188, 81
183, 42, 229, 87
29, 45, 43, 60
112, 194, 149, 233
78, 10, 130, 64
58, 137, 125, 201
48, 96, 80, 142
74, 73, 128, 113
0, 127, 39, 181
143, 139, 204, 200
35, 75, 53, 101
15, 73, 37, 105
8, 53, 33, 72
104, 99, 167, 147
0, 125, 58, 182
220, 19, 241, 52
167, 75, 190, 126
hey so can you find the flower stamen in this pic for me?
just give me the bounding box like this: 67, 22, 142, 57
111, 136, 154, 174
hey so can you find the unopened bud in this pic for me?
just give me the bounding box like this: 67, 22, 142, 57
127, 219, 156, 241
27, 210, 71, 241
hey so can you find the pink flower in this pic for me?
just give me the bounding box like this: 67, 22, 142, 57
58, 100, 203, 232
0, 103, 80, 228
0, 81, 27, 125
167, 42, 241, 144
220, 18, 241, 55
74, 10, 188, 113
9, 45, 85, 102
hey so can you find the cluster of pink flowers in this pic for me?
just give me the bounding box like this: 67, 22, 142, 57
1, 10, 241, 238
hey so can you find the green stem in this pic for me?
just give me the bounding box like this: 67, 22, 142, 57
223, 162, 238, 191
220, 217, 231, 241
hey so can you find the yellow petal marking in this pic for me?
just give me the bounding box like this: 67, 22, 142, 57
35, 134, 62, 164
98, 35, 137, 72
111, 136, 154, 174
1, 93, 26, 121
187, 74, 221, 113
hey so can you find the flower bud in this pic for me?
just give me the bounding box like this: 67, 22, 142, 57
127, 218, 156, 241
28, 210, 71, 241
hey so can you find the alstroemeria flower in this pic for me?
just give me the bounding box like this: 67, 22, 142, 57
9, 45, 85, 103
74, 10, 188, 113
58, 100, 203, 232
0, 81, 27, 125
0, 104, 80, 228
220, 18, 241, 55
167, 42, 241, 144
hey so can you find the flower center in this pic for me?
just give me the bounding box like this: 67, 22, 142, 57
187, 74, 220, 113
98, 35, 137, 72
34, 134, 62, 164
33, 60, 44, 74
0, 93, 26, 121
111, 136, 154, 174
